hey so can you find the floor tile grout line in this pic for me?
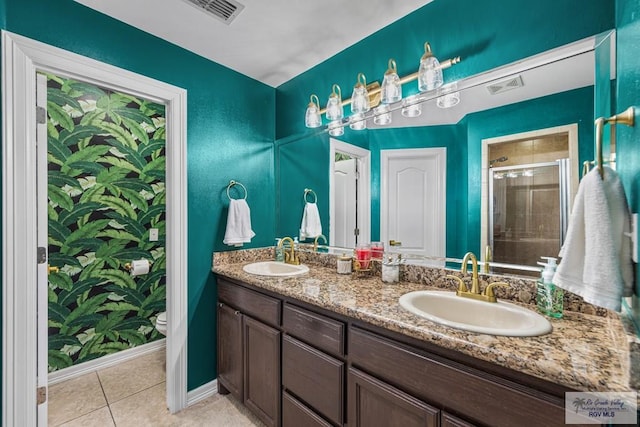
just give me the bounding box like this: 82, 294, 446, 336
95, 369, 118, 426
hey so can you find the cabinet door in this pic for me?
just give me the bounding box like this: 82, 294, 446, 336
348, 367, 439, 427
244, 315, 281, 427
441, 412, 477, 427
283, 392, 333, 427
217, 302, 243, 400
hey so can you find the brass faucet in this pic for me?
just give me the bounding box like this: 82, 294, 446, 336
278, 237, 300, 265
446, 251, 509, 303
313, 234, 327, 252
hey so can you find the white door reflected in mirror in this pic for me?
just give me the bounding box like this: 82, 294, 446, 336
381, 147, 446, 266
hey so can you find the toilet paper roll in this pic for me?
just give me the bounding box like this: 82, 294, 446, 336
130, 259, 150, 276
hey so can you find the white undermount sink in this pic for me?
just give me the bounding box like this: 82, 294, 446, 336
399, 290, 552, 337
242, 261, 309, 277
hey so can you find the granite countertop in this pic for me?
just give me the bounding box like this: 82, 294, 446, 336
212, 249, 637, 395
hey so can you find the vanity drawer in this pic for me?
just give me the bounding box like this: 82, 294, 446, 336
349, 327, 567, 427
283, 303, 345, 357
282, 391, 333, 427
218, 279, 281, 327
283, 335, 344, 426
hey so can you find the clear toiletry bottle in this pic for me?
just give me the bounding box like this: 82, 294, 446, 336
275, 238, 284, 262
536, 256, 563, 318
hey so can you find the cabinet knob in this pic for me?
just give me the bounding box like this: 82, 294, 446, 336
234, 310, 240, 315
218, 303, 224, 308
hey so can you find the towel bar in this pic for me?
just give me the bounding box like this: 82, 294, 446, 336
593, 106, 635, 179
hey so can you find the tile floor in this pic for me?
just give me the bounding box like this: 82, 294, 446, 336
48, 349, 264, 426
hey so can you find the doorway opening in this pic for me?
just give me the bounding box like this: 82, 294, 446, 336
2, 31, 188, 425
329, 139, 370, 249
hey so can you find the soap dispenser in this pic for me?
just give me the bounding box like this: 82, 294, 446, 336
536, 256, 563, 318
275, 238, 284, 262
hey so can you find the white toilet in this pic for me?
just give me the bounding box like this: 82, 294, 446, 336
155, 311, 167, 336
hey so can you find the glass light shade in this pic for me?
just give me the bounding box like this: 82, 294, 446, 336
381, 59, 402, 104
328, 120, 344, 136
436, 83, 460, 108
418, 43, 443, 92
401, 95, 422, 118
373, 104, 392, 126
351, 72, 370, 114
304, 94, 322, 128
349, 113, 366, 130
326, 84, 343, 121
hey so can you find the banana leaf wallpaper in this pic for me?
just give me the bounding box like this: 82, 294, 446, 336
46, 72, 167, 372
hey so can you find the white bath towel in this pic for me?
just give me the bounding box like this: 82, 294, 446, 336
223, 199, 256, 247
299, 202, 322, 240
553, 166, 633, 312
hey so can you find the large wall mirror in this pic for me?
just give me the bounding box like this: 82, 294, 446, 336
276, 30, 615, 277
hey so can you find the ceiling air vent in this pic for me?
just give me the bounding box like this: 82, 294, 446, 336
486, 75, 524, 95
183, 0, 245, 25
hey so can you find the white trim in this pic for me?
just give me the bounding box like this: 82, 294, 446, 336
2, 31, 189, 425
186, 379, 219, 407
48, 339, 166, 386
480, 123, 579, 261
329, 138, 371, 246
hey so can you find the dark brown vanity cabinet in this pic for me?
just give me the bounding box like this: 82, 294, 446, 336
217, 279, 281, 427
282, 303, 346, 427
216, 276, 587, 427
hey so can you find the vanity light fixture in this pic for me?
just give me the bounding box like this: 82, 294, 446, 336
401, 94, 423, 117
325, 84, 343, 121
328, 119, 345, 136
381, 59, 402, 104
303, 42, 461, 130
304, 94, 322, 128
418, 42, 443, 92
373, 104, 392, 125
351, 73, 371, 114
349, 113, 367, 130
436, 82, 460, 108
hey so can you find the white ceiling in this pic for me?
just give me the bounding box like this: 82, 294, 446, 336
75, 0, 433, 87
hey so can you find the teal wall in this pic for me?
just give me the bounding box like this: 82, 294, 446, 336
616, 0, 640, 328
275, 0, 614, 140
2, 0, 276, 390
275, 0, 614, 259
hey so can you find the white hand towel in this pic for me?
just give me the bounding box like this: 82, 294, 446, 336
553, 166, 633, 312
223, 199, 256, 247
299, 202, 322, 240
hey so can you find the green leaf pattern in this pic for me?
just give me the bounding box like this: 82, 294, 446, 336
46, 73, 166, 372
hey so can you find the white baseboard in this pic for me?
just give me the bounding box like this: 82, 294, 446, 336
48, 339, 166, 385
187, 379, 219, 407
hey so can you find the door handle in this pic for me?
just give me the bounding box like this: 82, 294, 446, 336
48, 265, 59, 275
389, 240, 402, 246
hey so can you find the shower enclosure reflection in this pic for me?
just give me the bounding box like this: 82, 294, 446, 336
484, 125, 576, 276
490, 161, 570, 276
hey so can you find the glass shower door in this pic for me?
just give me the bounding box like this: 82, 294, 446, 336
489, 159, 570, 275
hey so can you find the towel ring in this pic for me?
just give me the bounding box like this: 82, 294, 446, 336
227, 180, 247, 200
304, 188, 317, 203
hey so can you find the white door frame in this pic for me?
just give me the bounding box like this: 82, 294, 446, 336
2, 31, 189, 425
329, 138, 371, 247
